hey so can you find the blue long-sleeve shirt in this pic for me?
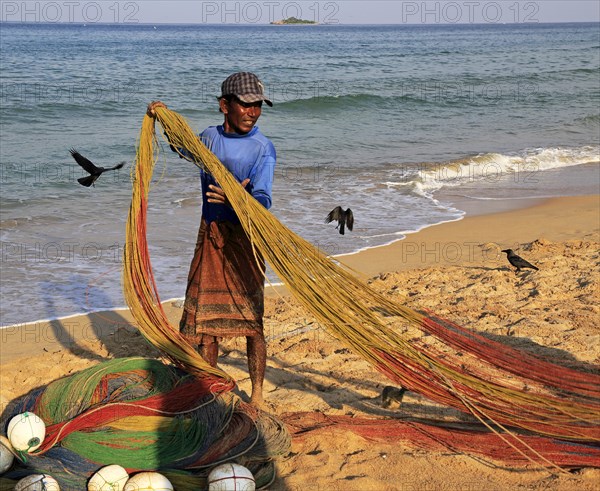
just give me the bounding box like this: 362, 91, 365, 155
196, 125, 276, 224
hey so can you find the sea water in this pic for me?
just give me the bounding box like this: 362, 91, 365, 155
1, 22, 598, 326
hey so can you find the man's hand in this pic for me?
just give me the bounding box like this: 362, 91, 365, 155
207, 178, 250, 206
147, 101, 167, 117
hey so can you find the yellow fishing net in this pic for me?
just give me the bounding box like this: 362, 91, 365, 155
123, 107, 599, 470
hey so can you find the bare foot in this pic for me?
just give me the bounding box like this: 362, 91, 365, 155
250, 394, 265, 409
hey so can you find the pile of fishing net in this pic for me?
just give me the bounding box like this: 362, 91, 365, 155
0, 357, 290, 490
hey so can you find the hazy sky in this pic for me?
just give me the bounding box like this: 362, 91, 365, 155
2, 1, 599, 24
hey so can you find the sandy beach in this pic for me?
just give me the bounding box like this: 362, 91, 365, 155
1, 194, 599, 490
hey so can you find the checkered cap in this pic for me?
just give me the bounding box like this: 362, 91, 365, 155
219, 72, 273, 107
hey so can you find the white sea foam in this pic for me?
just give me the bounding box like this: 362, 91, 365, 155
398, 146, 600, 196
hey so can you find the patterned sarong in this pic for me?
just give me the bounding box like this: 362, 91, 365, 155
180, 219, 265, 342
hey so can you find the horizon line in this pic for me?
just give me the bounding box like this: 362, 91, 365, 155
1, 20, 599, 26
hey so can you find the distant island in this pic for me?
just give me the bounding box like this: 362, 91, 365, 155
271, 17, 317, 25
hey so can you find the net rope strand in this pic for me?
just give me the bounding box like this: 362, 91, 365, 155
123, 107, 599, 465
123, 114, 234, 387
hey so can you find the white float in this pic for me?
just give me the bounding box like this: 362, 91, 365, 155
7, 412, 46, 453
14, 474, 60, 490
88, 464, 130, 491
123, 472, 173, 491
208, 463, 255, 491
0, 437, 15, 474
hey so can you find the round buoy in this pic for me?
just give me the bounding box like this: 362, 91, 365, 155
0, 438, 15, 474
208, 463, 255, 491
123, 472, 173, 491
88, 464, 129, 491
7, 412, 46, 452
14, 474, 60, 490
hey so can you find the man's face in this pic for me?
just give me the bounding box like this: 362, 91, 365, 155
220, 97, 263, 134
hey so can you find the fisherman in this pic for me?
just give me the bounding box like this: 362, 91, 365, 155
147, 72, 275, 406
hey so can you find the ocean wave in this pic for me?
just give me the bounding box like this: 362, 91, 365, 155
276, 93, 387, 111
577, 114, 600, 127
171, 196, 201, 208
385, 145, 600, 196
274, 91, 459, 113
450, 194, 563, 201
0, 216, 33, 229
563, 67, 599, 75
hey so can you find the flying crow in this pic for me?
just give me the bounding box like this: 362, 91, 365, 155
325, 206, 354, 235
501, 249, 539, 273
69, 148, 125, 187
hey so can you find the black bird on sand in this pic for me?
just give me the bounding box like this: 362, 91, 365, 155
325, 206, 354, 235
381, 386, 407, 409
501, 249, 539, 273
69, 148, 125, 187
